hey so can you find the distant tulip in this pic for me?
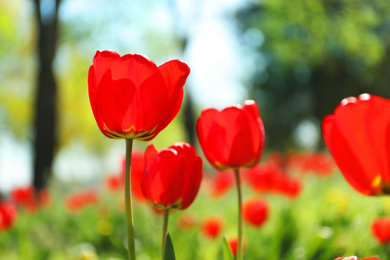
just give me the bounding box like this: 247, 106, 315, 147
197, 100, 265, 170
201, 216, 224, 239
177, 213, 196, 230
64, 189, 99, 212
242, 198, 268, 227
141, 142, 202, 210
322, 94, 390, 195
371, 217, 390, 244
209, 170, 235, 198
88, 50, 190, 141
227, 237, 247, 257
0, 201, 17, 231
334, 257, 380, 260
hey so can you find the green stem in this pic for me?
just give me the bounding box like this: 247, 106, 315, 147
234, 168, 243, 260
162, 209, 170, 260
125, 139, 136, 260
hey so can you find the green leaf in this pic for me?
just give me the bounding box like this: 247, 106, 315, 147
164, 233, 176, 260
222, 237, 234, 260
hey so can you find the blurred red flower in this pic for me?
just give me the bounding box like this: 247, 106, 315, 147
64, 189, 99, 212
0, 201, 17, 231
245, 164, 302, 198
197, 100, 265, 170
322, 94, 390, 195
177, 213, 196, 230
121, 151, 146, 201
201, 216, 223, 239
105, 174, 123, 192
371, 217, 390, 244
88, 50, 190, 140
209, 170, 235, 198
141, 142, 203, 210
227, 237, 247, 257
10, 186, 37, 213
334, 257, 380, 260
242, 198, 268, 227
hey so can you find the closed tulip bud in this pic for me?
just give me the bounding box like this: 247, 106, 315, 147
141, 142, 202, 210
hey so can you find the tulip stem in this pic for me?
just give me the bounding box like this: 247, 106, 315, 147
125, 139, 136, 260
162, 209, 170, 260
234, 168, 243, 260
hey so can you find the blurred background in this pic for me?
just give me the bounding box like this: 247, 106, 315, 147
1, 0, 390, 193
2, 0, 390, 259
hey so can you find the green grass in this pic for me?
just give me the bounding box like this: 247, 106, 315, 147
1, 171, 389, 260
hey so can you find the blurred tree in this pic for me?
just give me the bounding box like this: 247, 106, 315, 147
236, 0, 390, 151
32, 0, 61, 191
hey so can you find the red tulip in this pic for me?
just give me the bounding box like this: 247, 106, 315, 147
141, 142, 202, 210
0, 201, 17, 231
197, 100, 265, 170
322, 94, 390, 195
105, 174, 123, 192
88, 50, 190, 140
209, 170, 235, 198
334, 257, 380, 260
10, 186, 37, 213
227, 237, 247, 257
64, 189, 99, 212
242, 198, 268, 227
201, 216, 224, 239
177, 213, 196, 230
371, 217, 390, 244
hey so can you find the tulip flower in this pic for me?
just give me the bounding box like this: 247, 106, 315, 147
0, 201, 17, 231
88, 50, 190, 260
322, 94, 390, 196
242, 198, 268, 228
141, 142, 202, 258
371, 217, 390, 244
334, 257, 380, 260
88, 50, 190, 141
197, 100, 265, 170
197, 100, 265, 260
201, 216, 224, 239
209, 170, 235, 198
227, 237, 247, 257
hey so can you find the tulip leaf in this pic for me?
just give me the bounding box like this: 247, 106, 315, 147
164, 233, 176, 260
221, 237, 234, 260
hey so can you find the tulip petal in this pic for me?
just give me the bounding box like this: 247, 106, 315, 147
92, 50, 120, 87
96, 71, 136, 137
107, 54, 169, 136
323, 113, 375, 194
197, 108, 219, 166
88, 65, 111, 138
142, 149, 183, 208
152, 60, 190, 137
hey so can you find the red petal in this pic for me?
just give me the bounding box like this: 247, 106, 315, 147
197, 108, 220, 167
88, 65, 110, 138
153, 60, 190, 136
96, 70, 136, 136
92, 50, 120, 87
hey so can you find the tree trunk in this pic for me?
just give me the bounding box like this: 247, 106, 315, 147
32, 0, 61, 191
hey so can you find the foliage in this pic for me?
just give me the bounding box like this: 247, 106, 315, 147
235, 0, 390, 151
1, 167, 390, 259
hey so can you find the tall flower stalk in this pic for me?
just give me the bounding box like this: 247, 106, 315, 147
124, 139, 135, 260
234, 168, 243, 260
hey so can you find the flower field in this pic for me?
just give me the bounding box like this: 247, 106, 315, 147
1, 151, 389, 260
